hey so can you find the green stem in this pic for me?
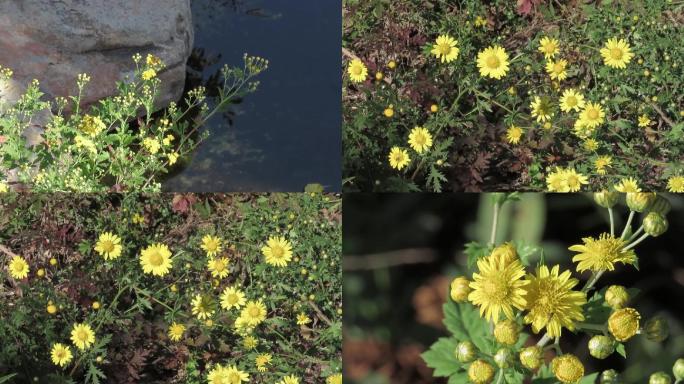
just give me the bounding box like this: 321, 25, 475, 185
489, 201, 501, 246
627, 225, 644, 243
582, 270, 605, 293
608, 208, 615, 237
536, 333, 551, 347
620, 211, 635, 240
623, 233, 649, 251
575, 322, 606, 332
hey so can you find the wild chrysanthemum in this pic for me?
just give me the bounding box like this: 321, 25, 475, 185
468, 359, 495, 384
546, 59, 568, 81
638, 114, 652, 127
141, 68, 157, 80
143, 137, 161, 154
296, 312, 312, 325
569, 233, 637, 272
168, 322, 185, 341
261, 235, 293, 267
255, 353, 272, 372
139, 243, 172, 276
477, 45, 510, 79
667, 176, 684, 193
50, 343, 73, 367
583, 138, 599, 152
578, 102, 605, 129
70, 323, 95, 350
408, 127, 433, 154
220, 286, 246, 310
326, 373, 343, 384
278, 375, 300, 384
594, 156, 612, 175
0, 182, 8, 193
242, 335, 258, 349
546, 167, 569, 192
388, 147, 410, 170
224, 365, 250, 383
347, 59, 368, 83
559, 89, 585, 112
206, 364, 229, 384
201, 235, 222, 256
614, 177, 641, 192
207, 256, 230, 278
241, 299, 268, 326
191, 294, 215, 320
530, 96, 553, 123
608, 308, 641, 342
79, 115, 106, 137
552, 354, 584, 383
94, 232, 122, 260
505, 125, 523, 144
8, 256, 29, 279
538, 36, 559, 59
564, 169, 588, 192
523, 265, 586, 337
468, 254, 528, 323
431, 34, 459, 63
600, 38, 634, 69
493, 319, 520, 345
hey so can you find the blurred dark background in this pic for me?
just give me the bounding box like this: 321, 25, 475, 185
343, 193, 684, 384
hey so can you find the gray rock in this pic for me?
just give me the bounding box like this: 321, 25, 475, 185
0, 0, 193, 110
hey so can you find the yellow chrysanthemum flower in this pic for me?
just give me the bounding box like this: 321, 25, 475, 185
569, 233, 637, 272
546, 167, 587, 192
220, 286, 246, 310
50, 343, 73, 367
431, 34, 460, 63
408, 127, 433, 154
523, 265, 587, 337
242, 335, 258, 349
552, 354, 584, 384
241, 299, 268, 326
505, 125, 523, 144
206, 364, 228, 384
564, 169, 589, 192
608, 308, 641, 342
388, 146, 410, 170
600, 38, 634, 69
583, 138, 599, 152
261, 235, 293, 267
468, 253, 529, 323
530, 96, 553, 123
538, 37, 559, 59
225, 365, 250, 383
347, 59, 368, 83
614, 177, 641, 192
201, 234, 222, 257
141, 68, 157, 80
578, 102, 605, 129
143, 137, 161, 154
191, 294, 215, 320
546, 59, 568, 81
139, 243, 172, 276
559, 89, 585, 112
70, 323, 95, 350
493, 319, 520, 345
638, 114, 651, 127
168, 152, 179, 165
207, 256, 230, 278
94, 232, 122, 260
79, 115, 106, 137
474, 16, 488, 28
168, 322, 185, 341
0, 181, 8, 193
296, 312, 312, 325
468, 359, 495, 384
477, 45, 510, 79
326, 373, 343, 384
74, 135, 97, 154
594, 156, 612, 175
8, 256, 29, 279
277, 375, 300, 384
667, 176, 684, 193
255, 353, 272, 372
132, 213, 145, 224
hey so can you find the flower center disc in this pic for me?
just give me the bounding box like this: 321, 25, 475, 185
438, 43, 451, 55
610, 48, 623, 60
566, 96, 577, 106
553, 63, 564, 73
487, 56, 500, 69
149, 252, 163, 266
101, 240, 114, 253
588, 109, 599, 120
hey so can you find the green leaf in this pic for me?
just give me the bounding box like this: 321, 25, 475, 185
447, 372, 469, 383
464, 241, 490, 270
443, 301, 496, 354
615, 343, 626, 358
0, 374, 17, 384
514, 241, 540, 267
421, 337, 461, 377
584, 288, 611, 325
578, 372, 599, 383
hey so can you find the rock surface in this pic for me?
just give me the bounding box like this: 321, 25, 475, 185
0, 0, 193, 110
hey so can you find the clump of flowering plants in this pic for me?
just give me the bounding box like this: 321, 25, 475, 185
343, 0, 684, 192
0, 53, 267, 192
422, 192, 681, 383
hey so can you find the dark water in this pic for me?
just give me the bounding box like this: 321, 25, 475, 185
163, 0, 341, 192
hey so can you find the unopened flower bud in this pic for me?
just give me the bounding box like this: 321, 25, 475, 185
626, 192, 655, 212
644, 316, 669, 342
588, 335, 615, 359
450, 277, 471, 302
643, 212, 668, 237
608, 308, 641, 342
600, 369, 620, 383
519, 346, 542, 370
594, 191, 620, 208
494, 319, 520, 345
468, 359, 495, 384
494, 348, 513, 368
605, 285, 630, 309
649, 371, 672, 384
672, 358, 684, 380
491, 242, 518, 265
552, 354, 585, 384
455, 340, 477, 363
649, 195, 671, 216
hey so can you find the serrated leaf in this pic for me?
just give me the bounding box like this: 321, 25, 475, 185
584, 287, 611, 325
443, 301, 496, 354
464, 241, 490, 270
615, 343, 626, 358
421, 337, 461, 377
447, 372, 469, 383
514, 241, 540, 267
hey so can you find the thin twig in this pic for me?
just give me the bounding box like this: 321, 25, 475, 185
307, 300, 333, 326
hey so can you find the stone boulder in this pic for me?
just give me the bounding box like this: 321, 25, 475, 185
0, 0, 193, 111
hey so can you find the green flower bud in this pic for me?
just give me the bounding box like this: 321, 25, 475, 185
626, 192, 656, 212
644, 316, 669, 342
643, 212, 668, 237
608, 308, 641, 342
491, 242, 518, 265
594, 191, 620, 208
649, 371, 672, 384
672, 358, 684, 380
588, 335, 615, 359
649, 195, 671, 216
455, 340, 477, 363
519, 346, 542, 370
600, 369, 621, 384
450, 276, 472, 302
468, 359, 495, 384
605, 285, 630, 309
494, 348, 514, 368
493, 319, 520, 345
